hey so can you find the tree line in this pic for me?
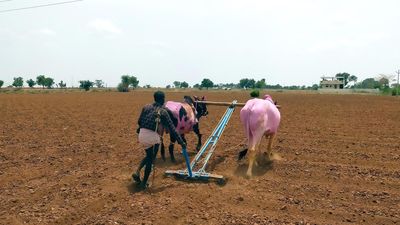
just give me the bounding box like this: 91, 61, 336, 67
334, 72, 399, 93
0, 75, 108, 91
0, 73, 398, 94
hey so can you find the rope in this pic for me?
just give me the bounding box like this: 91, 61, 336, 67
151, 108, 162, 187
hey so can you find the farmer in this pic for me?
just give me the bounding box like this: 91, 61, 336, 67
132, 91, 186, 190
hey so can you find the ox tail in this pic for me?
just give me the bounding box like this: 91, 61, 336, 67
239, 115, 251, 160
239, 108, 253, 160
240, 108, 253, 144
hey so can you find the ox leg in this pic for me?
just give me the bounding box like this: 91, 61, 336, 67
246, 147, 256, 178
254, 141, 262, 167
193, 123, 202, 151
266, 133, 276, 160
169, 134, 177, 163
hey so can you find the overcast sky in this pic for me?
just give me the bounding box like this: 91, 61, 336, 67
1, 0, 399, 87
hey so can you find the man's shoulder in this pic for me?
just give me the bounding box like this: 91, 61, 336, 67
158, 107, 173, 117
142, 103, 154, 110
158, 107, 169, 114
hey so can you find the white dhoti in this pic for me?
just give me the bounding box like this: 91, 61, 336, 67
138, 128, 161, 148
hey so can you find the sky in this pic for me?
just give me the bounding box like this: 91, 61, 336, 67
1, 0, 399, 87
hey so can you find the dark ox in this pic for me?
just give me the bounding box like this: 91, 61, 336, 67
159, 96, 208, 162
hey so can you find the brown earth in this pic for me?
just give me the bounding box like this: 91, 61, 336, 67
0, 90, 399, 225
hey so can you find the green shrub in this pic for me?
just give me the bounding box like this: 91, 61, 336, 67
381, 87, 392, 95
250, 89, 260, 98
117, 83, 129, 92
79, 80, 94, 91
392, 87, 400, 96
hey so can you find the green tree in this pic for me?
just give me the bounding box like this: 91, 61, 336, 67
36, 75, 46, 89
121, 75, 130, 86
119, 75, 139, 91
311, 84, 319, 90
239, 78, 256, 88
95, 80, 104, 88
200, 78, 214, 89
180, 81, 189, 88
239, 78, 249, 88
79, 80, 94, 91
255, 79, 267, 89
26, 79, 36, 88
59, 80, 67, 88
348, 75, 358, 87
335, 72, 350, 86
12, 77, 24, 88
173, 81, 181, 88
129, 76, 139, 89
44, 77, 54, 89
119, 75, 130, 92
0, 80, 4, 88
247, 79, 255, 88
378, 77, 389, 88
358, 78, 380, 89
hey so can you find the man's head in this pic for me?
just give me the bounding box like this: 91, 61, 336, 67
154, 91, 165, 105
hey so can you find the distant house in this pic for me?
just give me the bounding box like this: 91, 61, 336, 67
320, 76, 344, 89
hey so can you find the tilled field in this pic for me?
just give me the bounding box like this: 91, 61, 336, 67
0, 91, 399, 225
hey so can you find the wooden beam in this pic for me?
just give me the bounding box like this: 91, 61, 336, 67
195, 101, 246, 107
196, 100, 281, 109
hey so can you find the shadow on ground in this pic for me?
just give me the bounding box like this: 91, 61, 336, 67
234, 153, 274, 177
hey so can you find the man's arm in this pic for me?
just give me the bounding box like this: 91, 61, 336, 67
136, 107, 146, 133
137, 106, 146, 127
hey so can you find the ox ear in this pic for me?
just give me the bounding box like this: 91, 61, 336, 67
201, 96, 205, 100
193, 96, 198, 100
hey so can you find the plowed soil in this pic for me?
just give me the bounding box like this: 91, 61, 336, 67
0, 91, 399, 225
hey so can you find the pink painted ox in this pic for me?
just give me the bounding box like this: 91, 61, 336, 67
239, 94, 281, 177
160, 96, 208, 162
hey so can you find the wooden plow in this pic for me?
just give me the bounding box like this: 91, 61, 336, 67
165, 100, 244, 183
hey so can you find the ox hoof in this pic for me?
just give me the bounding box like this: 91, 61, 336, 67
245, 173, 252, 179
